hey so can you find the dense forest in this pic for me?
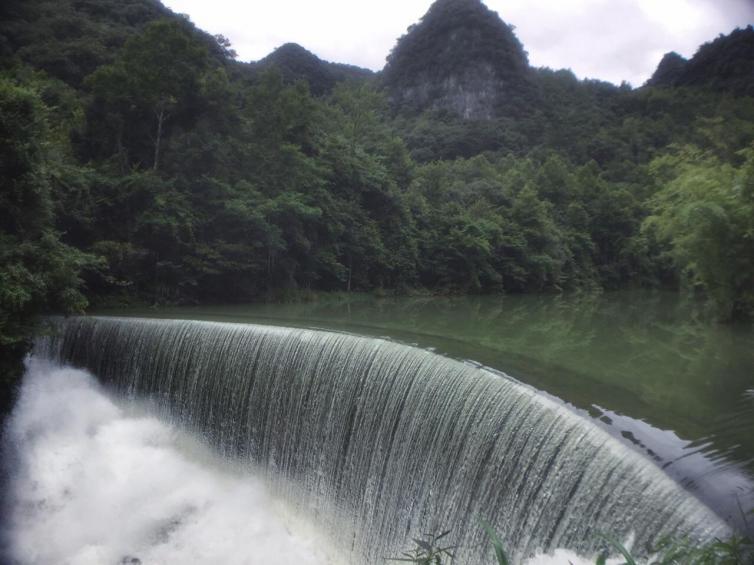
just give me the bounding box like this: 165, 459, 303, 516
1, 0, 753, 410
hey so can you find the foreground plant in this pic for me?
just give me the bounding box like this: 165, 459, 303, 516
479, 518, 510, 565
595, 535, 638, 565
387, 530, 456, 564
389, 526, 753, 565
595, 533, 754, 565
649, 535, 754, 565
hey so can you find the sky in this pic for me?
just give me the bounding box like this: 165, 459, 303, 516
162, 0, 754, 86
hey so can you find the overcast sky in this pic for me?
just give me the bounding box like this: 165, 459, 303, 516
162, 0, 753, 86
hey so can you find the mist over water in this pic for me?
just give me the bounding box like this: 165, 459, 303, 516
1, 360, 340, 565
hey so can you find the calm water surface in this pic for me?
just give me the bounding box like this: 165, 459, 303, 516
99, 291, 754, 533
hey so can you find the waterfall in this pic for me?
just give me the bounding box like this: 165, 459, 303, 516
35, 316, 728, 563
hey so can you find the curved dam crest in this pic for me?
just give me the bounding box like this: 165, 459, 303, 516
34, 316, 728, 563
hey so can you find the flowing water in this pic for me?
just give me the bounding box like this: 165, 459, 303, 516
97, 290, 754, 534
1, 360, 341, 565
1, 360, 636, 565
3, 290, 751, 564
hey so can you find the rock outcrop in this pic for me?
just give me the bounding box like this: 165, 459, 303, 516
381, 0, 533, 119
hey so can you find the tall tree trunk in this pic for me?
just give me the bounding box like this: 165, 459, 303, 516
347, 254, 352, 292
153, 105, 165, 171
116, 120, 127, 175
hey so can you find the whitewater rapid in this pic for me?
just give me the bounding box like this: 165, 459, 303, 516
29, 316, 735, 562
1, 360, 640, 565
1, 360, 341, 565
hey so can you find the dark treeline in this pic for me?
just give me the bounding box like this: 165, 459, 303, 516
1, 0, 754, 406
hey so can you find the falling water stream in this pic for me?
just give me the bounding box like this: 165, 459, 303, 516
7, 315, 731, 564
1, 360, 342, 565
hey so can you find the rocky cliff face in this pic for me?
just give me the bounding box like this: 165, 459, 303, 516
382, 0, 533, 120
393, 63, 503, 119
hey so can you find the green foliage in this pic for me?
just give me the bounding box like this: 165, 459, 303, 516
383, 0, 531, 111
0, 77, 91, 410
650, 535, 754, 564
389, 526, 752, 565
256, 43, 372, 97
643, 146, 754, 320
0, 0, 231, 87
0, 0, 172, 86
597, 535, 638, 565
388, 531, 456, 565
646, 52, 688, 88
479, 519, 509, 565
648, 26, 754, 96
591, 533, 754, 565
85, 19, 210, 171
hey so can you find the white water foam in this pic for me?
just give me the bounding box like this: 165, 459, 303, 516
1, 360, 341, 565
1, 359, 643, 565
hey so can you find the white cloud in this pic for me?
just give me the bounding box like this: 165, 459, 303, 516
163, 0, 754, 86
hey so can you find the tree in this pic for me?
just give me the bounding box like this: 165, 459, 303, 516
644, 145, 754, 320
85, 20, 209, 171
0, 78, 90, 410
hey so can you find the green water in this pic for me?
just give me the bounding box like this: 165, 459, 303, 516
99, 290, 754, 530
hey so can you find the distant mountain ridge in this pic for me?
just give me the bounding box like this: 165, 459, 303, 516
0, 0, 372, 95
646, 52, 688, 88
646, 25, 754, 96
383, 0, 754, 120
2, 0, 752, 110
254, 43, 373, 96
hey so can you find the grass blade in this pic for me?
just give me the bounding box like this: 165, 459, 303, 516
479, 518, 509, 565
598, 534, 637, 565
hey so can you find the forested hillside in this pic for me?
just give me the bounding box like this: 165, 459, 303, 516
1, 0, 753, 409
258, 43, 373, 96
647, 25, 754, 96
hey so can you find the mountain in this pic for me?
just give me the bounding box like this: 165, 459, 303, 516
646, 52, 687, 87
647, 25, 754, 96
0, 0, 230, 87
0, 0, 371, 95
381, 0, 534, 120
256, 43, 373, 96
